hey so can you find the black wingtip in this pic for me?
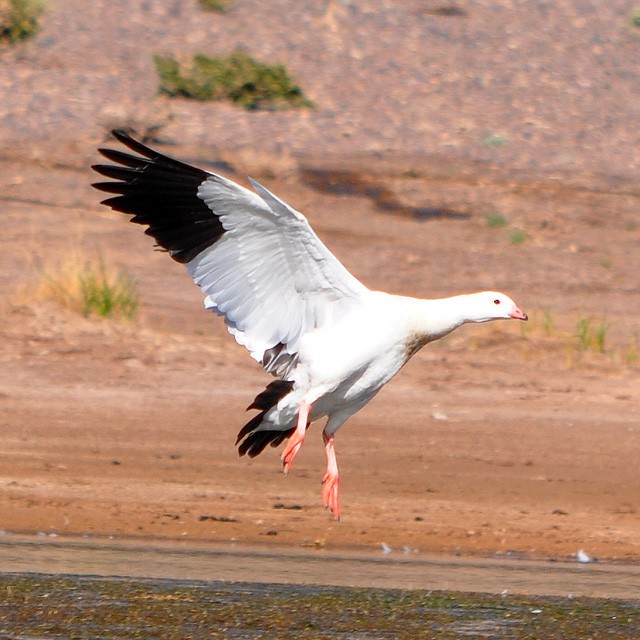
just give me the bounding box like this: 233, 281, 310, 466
111, 128, 131, 140
91, 181, 128, 194
92, 129, 225, 264
106, 129, 158, 159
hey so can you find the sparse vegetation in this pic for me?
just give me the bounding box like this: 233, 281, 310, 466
78, 268, 138, 319
486, 212, 508, 228
426, 5, 466, 17
624, 338, 639, 364
516, 308, 637, 367
482, 132, 508, 148
594, 323, 608, 353
509, 228, 528, 245
575, 317, 591, 350
198, 0, 232, 12
40, 259, 139, 320
154, 51, 313, 110
575, 317, 607, 353
485, 213, 530, 246
629, 7, 640, 29
541, 308, 555, 336
0, 0, 45, 43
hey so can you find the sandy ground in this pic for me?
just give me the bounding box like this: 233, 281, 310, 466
1, 159, 639, 563
0, 0, 639, 565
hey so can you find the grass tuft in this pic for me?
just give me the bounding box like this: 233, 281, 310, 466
624, 338, 639, 364
520, 308, 639, 368
541, 308, 555, 336
575, 317, 590, 350
629, 7, 640, 28
0, 0, 45, 43
198, 0, 232, 12
482, 133, 508, 148
575, 317, 607, 353
40, 259, 139, 320
509, 229, 528, 245
78, 268, 138, 319
485, 212, 508, 228
154, 51, 313, 110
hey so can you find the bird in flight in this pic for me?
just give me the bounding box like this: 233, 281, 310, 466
92, 130, 527, 519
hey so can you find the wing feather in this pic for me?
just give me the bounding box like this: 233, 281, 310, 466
93, 130, 369, 377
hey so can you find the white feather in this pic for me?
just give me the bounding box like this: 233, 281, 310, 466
93, 131, 528, 519
188, 176, 368, 366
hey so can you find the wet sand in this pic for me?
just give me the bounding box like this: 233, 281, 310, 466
1, 534, 639, 600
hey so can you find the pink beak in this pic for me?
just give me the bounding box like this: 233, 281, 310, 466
510, 307, 528, 321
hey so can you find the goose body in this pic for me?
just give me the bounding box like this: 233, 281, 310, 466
93, 130, 527, 519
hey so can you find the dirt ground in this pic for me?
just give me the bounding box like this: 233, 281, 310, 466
0, 1, 639, 564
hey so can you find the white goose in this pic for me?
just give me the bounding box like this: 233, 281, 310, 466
92, 130, 527, 519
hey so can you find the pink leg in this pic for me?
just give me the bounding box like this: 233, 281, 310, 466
281, 400, 311, 475
322, 431, 340, 520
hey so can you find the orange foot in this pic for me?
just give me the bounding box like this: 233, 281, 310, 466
322, 470, 340, 520
322, 432, 340, 520
281, 400, 311, 475
281, 429, 305, 475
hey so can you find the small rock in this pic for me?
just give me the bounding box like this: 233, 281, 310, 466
576, 549, 596, 563
199, 515, 239, 523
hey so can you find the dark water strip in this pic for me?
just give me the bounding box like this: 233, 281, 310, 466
0, 534, 638, 599
0, 573, 639, 639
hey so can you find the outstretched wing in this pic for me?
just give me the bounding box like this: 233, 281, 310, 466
92, 130, 369, 378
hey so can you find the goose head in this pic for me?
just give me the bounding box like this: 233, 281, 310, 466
465, 291, 528, 323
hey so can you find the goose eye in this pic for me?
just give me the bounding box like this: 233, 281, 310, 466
493, 299, 501, 305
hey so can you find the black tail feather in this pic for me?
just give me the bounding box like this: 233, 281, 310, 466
237, 380, 295, 458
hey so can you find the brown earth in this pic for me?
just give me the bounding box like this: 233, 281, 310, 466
0, 0, 639, 564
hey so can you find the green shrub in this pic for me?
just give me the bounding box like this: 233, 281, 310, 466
629, 8, 640, 28
41, 260, 139, 320
625, 339, 639, 364
541, 309, 555, 336
575, 317, 607, 353
509, 229, 528, 245
0, 0, 45, 43
482, 133, 508, 148
154, 51, 313, 110
77, 267, 138, 319
485, 213, 508, 228
198, 0, 232, 12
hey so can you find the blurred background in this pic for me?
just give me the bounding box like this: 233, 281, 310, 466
3, 0, 640, 178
